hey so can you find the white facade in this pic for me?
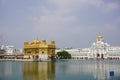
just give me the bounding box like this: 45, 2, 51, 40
56, 34, 120, 59
1, 45, 23, 55
39, 54, 48, 61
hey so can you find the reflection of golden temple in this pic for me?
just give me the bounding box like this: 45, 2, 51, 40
23, 62, 55, 80
24, 39, 56, 59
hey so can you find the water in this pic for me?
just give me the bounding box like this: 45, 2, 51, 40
0, 60, 120, 80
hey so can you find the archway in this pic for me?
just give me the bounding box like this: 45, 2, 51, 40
101, 54, 104, 59
97, 54, 100, 58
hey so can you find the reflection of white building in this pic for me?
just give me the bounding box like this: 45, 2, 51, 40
56, 60, 120, 80
56, 34, 120, 59
1, 45, 23, 55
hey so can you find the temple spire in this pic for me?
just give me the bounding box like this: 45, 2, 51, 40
97, 34, 103, 41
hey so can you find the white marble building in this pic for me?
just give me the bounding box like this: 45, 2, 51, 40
56, 34, 120, 59
1, 45, 23, 55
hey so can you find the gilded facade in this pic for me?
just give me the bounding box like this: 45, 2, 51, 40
24, 39, 55, 59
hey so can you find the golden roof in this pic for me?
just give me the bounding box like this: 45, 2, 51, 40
98, 34, 103, 41
51, 40, 54, 42
24, 40, 28, 42
32, 39, 40, 44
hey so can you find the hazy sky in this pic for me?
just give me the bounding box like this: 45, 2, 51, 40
0, 0, 120, 48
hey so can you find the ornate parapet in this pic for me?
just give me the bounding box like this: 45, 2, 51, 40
24, 39, 56, 60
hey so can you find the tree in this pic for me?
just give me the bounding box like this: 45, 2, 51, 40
56, 51, 71, 59
0, 49, 6, 54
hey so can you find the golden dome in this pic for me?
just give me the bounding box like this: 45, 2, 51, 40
51, 40, 55, 44
24, 40, 29, 45
24, 40, 28, 43
32, 39, 40, 44
41, 39, 46, 44
51, 40, 54, 42
97, 34, 103, 41
42, 39, 46, 43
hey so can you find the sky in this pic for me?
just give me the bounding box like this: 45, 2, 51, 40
0, 0, 120, 48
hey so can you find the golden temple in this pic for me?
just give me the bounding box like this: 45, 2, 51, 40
24, 39, 56, 59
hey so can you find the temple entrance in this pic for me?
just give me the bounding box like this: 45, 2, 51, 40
101, 54, 104, 59
33, 55, 39, 60
97, 54, 100, 58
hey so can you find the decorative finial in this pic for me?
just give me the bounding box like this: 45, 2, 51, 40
98, 33, 103, 41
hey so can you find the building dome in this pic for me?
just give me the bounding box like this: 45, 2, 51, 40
42, 39, 46, 44
51, 40, 55, 44
32, 39, 40, 44
24, 40, 28, 42
24, 41, 29, 45
97, 34, 103, 41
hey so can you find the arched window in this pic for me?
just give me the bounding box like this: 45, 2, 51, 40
42, 51, 44, 54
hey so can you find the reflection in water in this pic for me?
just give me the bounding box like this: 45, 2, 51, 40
23, 62, 55, 80
0, 60, 120, 80
94, 60, 120, 80
0, 61, 23, 80
55, 60, 120, 80
94, 61, 110, 80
